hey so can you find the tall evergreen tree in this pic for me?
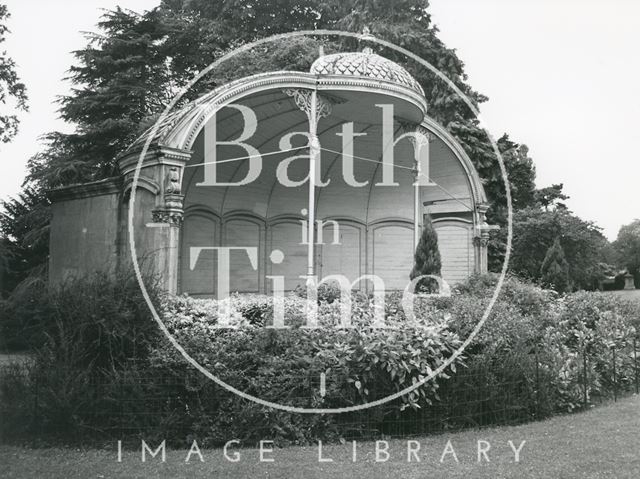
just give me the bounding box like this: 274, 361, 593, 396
0, 186, 50, 296
540, 237, 571, 293
410, 215, 442, 293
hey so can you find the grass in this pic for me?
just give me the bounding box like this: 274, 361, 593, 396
2, 395, 640, 479
607, 289, 640, 302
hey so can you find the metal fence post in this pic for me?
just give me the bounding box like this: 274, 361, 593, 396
582, 342, 588, 410
634, 337, 639, 395
34, 370, 39, 436
534, 343, 540, 419
612, 345, 617, 402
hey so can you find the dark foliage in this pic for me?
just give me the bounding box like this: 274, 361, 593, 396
410, 215, 442, 292
0, 269, 161, 359
0, 186, 50, 297
508, 206, 610, 290
540, 237, 571, 293
0, 3, 28, 143
613, 219, 640, 288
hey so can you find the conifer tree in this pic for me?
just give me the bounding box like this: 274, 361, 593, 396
410, 215, 442, 293
540, 236, 571, 293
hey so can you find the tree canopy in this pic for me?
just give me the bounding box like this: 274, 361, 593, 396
0, 3, 27, 143
534, 183, 569, 211
509, 204, 610, 291
29, 1, 494, 189
614, 219, 640, 286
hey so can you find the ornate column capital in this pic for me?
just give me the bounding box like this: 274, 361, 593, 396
473, 235, 490, 248
398, 121, 432, 145
476, 202, 490, 217
152, 204, 184, 226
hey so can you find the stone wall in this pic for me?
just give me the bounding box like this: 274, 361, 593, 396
48, 179, 121, 285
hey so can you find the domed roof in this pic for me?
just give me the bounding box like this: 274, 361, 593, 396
310, 49, 424, 96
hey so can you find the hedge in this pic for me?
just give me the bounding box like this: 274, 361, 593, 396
1, 273, 639, 446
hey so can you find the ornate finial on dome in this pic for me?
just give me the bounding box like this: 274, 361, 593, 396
360, 26, 375, 54
360, 26, 374, 41
318, 45, 325, 57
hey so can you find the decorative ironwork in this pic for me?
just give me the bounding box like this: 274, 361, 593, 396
283, 88, 334, 120
397, 121, 432, 147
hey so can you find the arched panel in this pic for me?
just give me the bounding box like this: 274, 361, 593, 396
224, 217, 262, 293
180, 211, 219, 297
319, 221, 364, 288
370, 222, 414, 290
268, 220, 307, 291
433, 220, 473, 285
366, 134, 416, 223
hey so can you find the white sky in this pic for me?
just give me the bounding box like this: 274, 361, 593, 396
1, 0, 638, 240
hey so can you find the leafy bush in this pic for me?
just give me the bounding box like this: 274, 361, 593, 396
448, 275, 640, 415
293, 280, 350, 304
34, 271, 162, 372
148, 292, 464, 444
546, 291, 640, 406
0, 270, 163, 438
0, 275, 52, 350
3, 272, 639, 445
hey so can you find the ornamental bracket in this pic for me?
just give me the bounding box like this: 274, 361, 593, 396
283, 88, 339, 122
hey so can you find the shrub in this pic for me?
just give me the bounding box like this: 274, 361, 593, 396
33, 270, 162, 372
410, 215, 442, 292
445, 275, 640, 416
454, 273, 557, 318
547, 291, 640, 407
293, 280, 351, 304
159, 294, 463, 401
0, 270, 164, 438
0, 275, 52, 350
146, 292, 463, 444
3, 272, 639, 445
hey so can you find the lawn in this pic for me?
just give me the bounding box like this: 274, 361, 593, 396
607, 289, 640, 302
2, 395, 640, 479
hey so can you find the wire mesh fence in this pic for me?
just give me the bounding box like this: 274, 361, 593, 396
1, 338, 638, 447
